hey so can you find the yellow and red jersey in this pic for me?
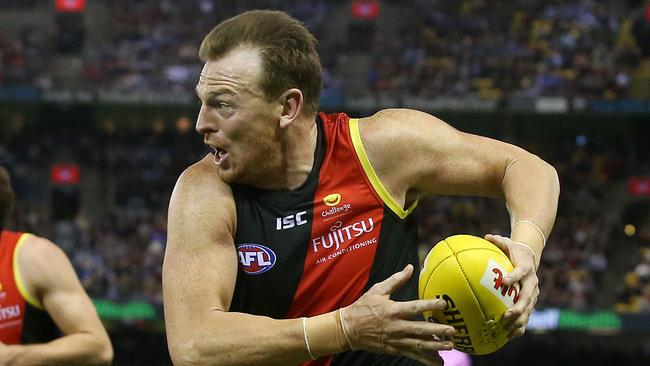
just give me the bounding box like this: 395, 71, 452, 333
0, 230, 60, 344
231, 113, 421, 365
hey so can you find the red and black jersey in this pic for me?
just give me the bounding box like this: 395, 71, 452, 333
231, 113, 422, 365
0, 230, 60, 344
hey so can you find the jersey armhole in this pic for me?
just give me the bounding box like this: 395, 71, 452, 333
349, 118, 418, 219
13, 234, 45, 310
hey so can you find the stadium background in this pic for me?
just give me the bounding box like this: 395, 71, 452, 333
1, 0, 649, 364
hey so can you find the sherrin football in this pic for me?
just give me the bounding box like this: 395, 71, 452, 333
418, 235, 519, 355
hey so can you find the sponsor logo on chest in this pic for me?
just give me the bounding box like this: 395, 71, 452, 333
312, 218, 375, 252
311, 192, 380, 264
320, 193, 353, 220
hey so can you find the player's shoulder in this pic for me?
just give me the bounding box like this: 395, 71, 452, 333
21, 234, 66, 261
18, 234, 72, 284
360, 108, 444, 127
356, 108, 452, 151
175, 154, 233, 199
170, 154, 235, 223
168, 156, 236, 250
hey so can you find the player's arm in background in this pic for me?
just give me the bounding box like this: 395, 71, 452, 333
357, 108, 560, 338
0, 235, 113, 365
163, 155, 454, 366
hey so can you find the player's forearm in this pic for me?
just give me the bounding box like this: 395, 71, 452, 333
4, 332, 113, 366
502, 153, 560, 262
169, 310, 348, 366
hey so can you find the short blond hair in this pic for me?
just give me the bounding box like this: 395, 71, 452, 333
199, 10, 322, 116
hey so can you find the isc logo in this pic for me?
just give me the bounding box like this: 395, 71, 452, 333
237, 243, 277, 275
276, 211, 307, 230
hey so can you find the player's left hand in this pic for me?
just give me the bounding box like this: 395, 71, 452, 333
484, 233, 539, 338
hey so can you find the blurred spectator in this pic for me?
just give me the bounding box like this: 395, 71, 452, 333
617, 217, 650, 312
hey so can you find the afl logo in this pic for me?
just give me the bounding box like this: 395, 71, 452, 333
323, 193, 341, 206
237, 243, 277, 275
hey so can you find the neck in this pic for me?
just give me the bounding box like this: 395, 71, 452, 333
265, 115, 318, 191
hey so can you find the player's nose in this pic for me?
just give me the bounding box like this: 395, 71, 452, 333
195, 105, 217, 135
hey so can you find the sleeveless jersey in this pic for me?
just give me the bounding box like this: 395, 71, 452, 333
231, 112, 422, 365
0, 230, 60, 344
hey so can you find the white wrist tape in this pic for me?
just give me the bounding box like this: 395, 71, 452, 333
339, 308, 354, 350
512, 220, 547, 246
302, 317, 316, 360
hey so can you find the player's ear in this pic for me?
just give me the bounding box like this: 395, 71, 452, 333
278, 88, 303, 129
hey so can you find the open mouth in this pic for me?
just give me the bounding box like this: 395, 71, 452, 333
213, 147, 229, 166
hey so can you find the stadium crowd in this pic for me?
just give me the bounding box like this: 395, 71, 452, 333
617, 217, 650, 312
0, 0, 648, 100
369, 0, 644, 100
0, 0, 331, 93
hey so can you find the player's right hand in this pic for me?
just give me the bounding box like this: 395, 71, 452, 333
340, 264, 455, 366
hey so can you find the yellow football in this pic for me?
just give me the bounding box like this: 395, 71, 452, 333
419, 235, 519, 355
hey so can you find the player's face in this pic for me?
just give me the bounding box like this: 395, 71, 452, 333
195, 46, 284, 186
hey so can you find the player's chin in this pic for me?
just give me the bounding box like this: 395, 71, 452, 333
216, 165, 241, 184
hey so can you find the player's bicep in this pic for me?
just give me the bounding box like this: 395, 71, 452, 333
163, 213, 238, 314
162, 164, 238, 343
22, 238, 106, 336
362, 109, 515, 199
383, 110, 517, 198
416, 127, 515, 198
42, 279, 105, 337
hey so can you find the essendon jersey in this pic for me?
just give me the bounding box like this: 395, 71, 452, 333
0, 230, 60, 344
231, 113, 422, 365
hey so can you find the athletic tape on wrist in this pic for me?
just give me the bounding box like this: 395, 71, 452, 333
305, 310, 349, 357
302, 317, 316, 360
512, 220, 546, 246
339, 308, 354, 350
